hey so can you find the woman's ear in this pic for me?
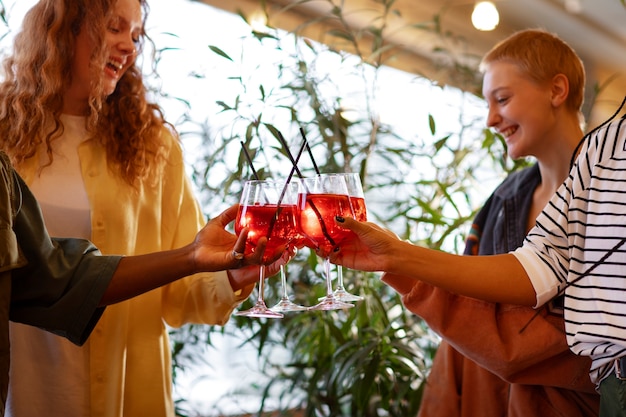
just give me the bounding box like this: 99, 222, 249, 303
551, 73, 569, 107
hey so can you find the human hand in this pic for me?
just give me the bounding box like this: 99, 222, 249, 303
192, 204, 271, 272
328, 216, 401, 272
227, 244, 296, 291
196, 204, 296, 291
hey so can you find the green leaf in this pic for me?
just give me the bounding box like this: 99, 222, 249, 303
207, 45, 233, 61
428, 113, 436, 135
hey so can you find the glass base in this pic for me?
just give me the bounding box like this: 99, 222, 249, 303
235, 302, 284, 318
332, 287, 364, 302
270, 298, 308, 312
309, 295, 355, 311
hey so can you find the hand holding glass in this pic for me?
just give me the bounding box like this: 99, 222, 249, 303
234, 180, 298, 318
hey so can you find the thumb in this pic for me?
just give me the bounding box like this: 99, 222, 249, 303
335, 215, 361, 231
215, 204, 239, 228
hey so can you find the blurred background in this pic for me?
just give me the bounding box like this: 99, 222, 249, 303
0, 1, 624, 416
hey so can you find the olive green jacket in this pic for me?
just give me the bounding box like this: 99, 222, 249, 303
0, 151, 119, 413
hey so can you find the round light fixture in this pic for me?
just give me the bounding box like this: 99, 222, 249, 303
471, 1, 500, 31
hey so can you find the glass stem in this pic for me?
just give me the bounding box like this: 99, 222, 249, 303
280, 265, 289, 300
324, 258, 334, 297
257, 265, 266, 304
336, 266, 345, 291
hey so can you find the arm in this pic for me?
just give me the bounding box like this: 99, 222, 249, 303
6, 152, 280, 344
373, 164, 592, 390
385, 165, 594, 390
99, 204, 271, 306
329, 217, 536, 306
385, 274, 594, 391
10, 185, 275, 345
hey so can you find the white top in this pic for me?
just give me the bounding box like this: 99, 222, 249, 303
29, 114, 91, 237
7, 114, 92, 417
512, 115, 626, 386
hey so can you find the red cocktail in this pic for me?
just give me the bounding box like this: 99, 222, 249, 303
296, 174, 356, 311
236, 203, 297, 262
234, 179, 300, 319
298, 192, 354, 258
349, 196, 367, 222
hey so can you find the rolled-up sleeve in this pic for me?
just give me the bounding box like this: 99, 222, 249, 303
511, 246, 560, 308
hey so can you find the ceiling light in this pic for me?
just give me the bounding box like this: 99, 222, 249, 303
249, 10, 268, 31
471, 1, 500, 31
564, 0, 582, 13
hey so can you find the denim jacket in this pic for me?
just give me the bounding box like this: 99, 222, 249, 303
464, 163, 540, 256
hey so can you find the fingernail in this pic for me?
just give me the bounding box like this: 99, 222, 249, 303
335, 216, 345, 223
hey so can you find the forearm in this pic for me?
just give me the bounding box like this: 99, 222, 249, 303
388, 241, 536, 306
99, 244, 195, 306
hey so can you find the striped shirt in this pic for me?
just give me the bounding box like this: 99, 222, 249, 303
513, 114, 626, 387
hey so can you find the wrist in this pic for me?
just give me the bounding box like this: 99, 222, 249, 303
226, 270, 243, 295
183, 242, 199, 276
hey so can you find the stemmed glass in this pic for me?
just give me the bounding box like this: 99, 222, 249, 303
234, 179, 298, 318
332, 173, 366, 302
271, 181, 308, 313
270, 254, 308, 312
297, 174, 355, 311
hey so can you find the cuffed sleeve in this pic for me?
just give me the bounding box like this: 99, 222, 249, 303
512, 246, 560, 308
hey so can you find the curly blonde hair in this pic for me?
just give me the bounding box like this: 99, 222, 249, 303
0, 0, 171, 185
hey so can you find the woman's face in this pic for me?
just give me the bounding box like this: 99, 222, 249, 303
68, 0, 142, 107
482, 61, 557, 160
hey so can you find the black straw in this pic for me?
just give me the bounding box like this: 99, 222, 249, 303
299, 127, 321, 175
240, 141, 259, 180
266, 139, 308, 239
273, 129, 335, 248
278, 139, 307, 204
277, 131, 304, 179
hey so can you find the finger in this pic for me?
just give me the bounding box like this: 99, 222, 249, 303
227, 227, 249, 266
328, 247, 342, 263
231, 249, 245, 261
216, 204, 239, 228
232, 236, 265, 267
233, 227, 249, 253
251, 237, 267, 264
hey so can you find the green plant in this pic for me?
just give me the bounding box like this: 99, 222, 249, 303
0, 1, 614, 416
168, 1, 520, 416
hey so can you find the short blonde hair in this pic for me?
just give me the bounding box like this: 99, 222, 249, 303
480, 29, 585, 112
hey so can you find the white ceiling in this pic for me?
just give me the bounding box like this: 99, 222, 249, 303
200, 0, 626, 125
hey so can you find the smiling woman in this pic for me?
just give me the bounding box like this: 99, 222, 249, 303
0, 0, 505, 415
66, 0, 141, 112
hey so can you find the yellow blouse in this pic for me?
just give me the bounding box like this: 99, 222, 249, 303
16, 129, 252, 417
